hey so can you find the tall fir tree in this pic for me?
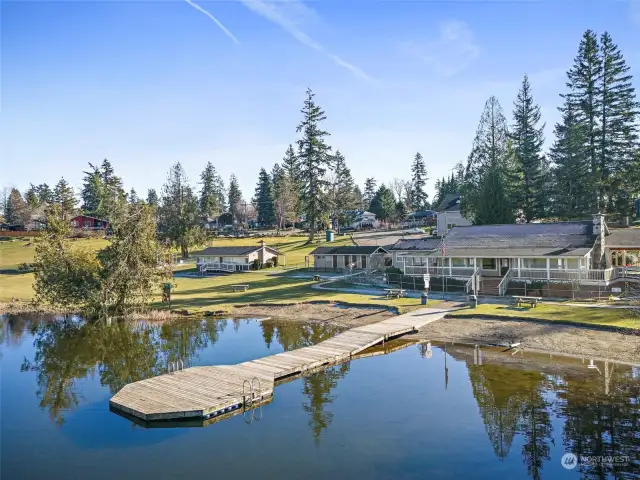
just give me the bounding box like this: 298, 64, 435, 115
511, 74, 546, 221
473, 164, 513, 225
550, 105, 592, 218
146, 189, 158, 207
410, 152, 429, 211
128, 188, 139, 204
296, 88, 332, 242
281, 144, 302, 218
199, 162, 224, 218
561, 30, 602, 212
362, 178, 377, 211
599, 31, 640, 215
461, 96, 513, 223
332, 151, 358, 224
53, 178, 77, 220
81, 163, 103, 214
253, 168, 275, 226
157, 162, 201, 258
227, 174, 243, 225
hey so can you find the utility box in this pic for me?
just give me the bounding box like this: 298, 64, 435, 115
325, 229, 334, 242
421, 293, 428, 305
469, 295, 478, 309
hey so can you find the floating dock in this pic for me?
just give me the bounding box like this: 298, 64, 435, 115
109, 307, 451, 423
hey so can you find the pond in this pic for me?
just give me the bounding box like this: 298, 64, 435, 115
1, 314, 639, 479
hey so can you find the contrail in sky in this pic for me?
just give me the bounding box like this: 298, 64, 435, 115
184, 0, 240, 45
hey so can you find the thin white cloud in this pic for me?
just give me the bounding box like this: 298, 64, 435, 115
184, 0, 240, 45
238, 0, 374, 82
402, 20, 480, 77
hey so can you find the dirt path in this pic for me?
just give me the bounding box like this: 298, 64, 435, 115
408, 316, 640, 364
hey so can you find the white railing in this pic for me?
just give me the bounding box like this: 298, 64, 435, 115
514, 268, 616, 282
497, 268, 513, 296
466, 268, 481, 294
403, 265, 476, 277
199, 262, 237, 273
614, 266, 640, 280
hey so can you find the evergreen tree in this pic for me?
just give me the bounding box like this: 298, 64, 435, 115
227, 174, 243, 225
296, 88, 333, 243
146, 189, 158, 207
53, 178, 77, 220
273, 165, 297, 231
473, 164, 513, 225
5, 188, 29, 226
410, 152, 429, 210
332, 151, 358, 224
35, 184, 53, 205
369, 185, 396, 222
561, 30, 602, 212
157, 162, 201, 258
24, 184, 40, 210
362, 177, 377, 211
353, 185, 363, 211
550, 105, 592, 218
253, 168, 275, 226
81, 163, 103, 214
511, 75, 546, 221
461, 96, 512, 222
199, 162, 224, 218
128, 188, 139, 204
599, 31, 640, 214
281, 144, 301, 218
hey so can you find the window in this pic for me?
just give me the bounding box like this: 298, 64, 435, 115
523, 258, 546, 269
482, 258, 496, 269
344, 255, 349, 267
451, 258, 471, 267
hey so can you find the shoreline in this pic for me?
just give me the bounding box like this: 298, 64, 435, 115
3, 301, 638, 364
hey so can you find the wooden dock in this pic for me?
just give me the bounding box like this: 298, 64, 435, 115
109, 307, 452, 423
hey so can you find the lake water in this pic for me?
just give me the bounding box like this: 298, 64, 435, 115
1, 313, 639, 479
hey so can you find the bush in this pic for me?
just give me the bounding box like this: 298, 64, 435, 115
18, 262, 36, 273
385, 266, 402, 274
265, 259, 273, 268
273, 256, 279, 267
252, 259, 262, 270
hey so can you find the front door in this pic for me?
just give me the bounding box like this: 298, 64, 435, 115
500, 259, 509, 276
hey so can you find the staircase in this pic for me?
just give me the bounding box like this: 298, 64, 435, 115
479, 276, 503, 296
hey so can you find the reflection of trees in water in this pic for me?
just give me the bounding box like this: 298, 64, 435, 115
302, 362, 350, 446
555, 365, 640, 479
461, 349, 640, 479
260, 321, 344, 352
19, 317, 227, 425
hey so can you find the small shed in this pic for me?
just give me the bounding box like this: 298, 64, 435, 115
310, 245, 390, 271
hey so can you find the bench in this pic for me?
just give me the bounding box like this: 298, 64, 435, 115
313, 275, 321, 281
512, 296, 542, 308
230, 284, 249, 292
385, 288, 407, 299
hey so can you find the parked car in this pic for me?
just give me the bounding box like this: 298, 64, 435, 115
404, 227, 424, 235
432, 227, 439, 236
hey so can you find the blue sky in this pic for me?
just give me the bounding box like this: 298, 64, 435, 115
2, 0, 639, 201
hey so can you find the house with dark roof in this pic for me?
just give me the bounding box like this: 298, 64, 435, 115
391, 214, 640, 295
435, 193, 471, 234
191, 241, 282, 273
310, 245, 390, 271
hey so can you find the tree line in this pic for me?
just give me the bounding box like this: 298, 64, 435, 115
2, 30, 639, 236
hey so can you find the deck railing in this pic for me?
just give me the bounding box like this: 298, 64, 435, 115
199, 262, 241, 273
403, 265, 476, 277
498, 268, 513, 296
514, 268, 615, 282
465, 268, 481, 294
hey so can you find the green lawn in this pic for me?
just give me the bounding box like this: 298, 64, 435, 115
449, 303, 640, 330
161, 270, 425, 313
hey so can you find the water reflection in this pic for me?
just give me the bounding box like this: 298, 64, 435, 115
437, 344, 640, 478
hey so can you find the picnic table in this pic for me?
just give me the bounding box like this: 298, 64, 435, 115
230, 284, 250, 292
512, 296, 542, 308
385, 288, 407, 299
313, 275, 321, 281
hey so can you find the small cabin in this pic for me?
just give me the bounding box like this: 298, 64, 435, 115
70, 215, 109, 230
310, 246, 390, 271
192, 242, 282, 272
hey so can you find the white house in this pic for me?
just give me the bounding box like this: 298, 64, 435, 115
436, 193, 471, 234
310, 246, 390, 271
192, 241, 282, 273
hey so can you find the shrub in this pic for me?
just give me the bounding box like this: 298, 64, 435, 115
18, 262, 36, 273
265, 259, 273, 268
385, 266, 402, 274
273, 256, 279, 267
252, 259, 262, 270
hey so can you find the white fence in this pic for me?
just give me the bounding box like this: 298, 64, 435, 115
199, 262, 242, 273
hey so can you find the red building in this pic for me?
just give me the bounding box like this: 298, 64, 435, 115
70, 215, 109, 230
